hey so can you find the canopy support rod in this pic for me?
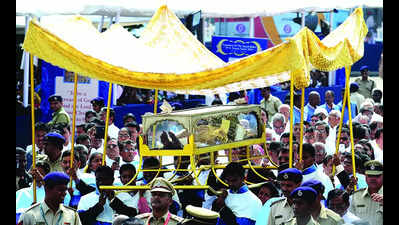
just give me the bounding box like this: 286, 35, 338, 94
69, 72, 79, 187
299, 88, 305, 161
30, 53, 37, 203
23, 16, 31, 107
289, 73, 294, 168
102, 83, 113, 165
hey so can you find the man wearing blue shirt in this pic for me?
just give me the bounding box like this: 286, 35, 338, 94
316, 90, 340, 114
304, 91, 321, 122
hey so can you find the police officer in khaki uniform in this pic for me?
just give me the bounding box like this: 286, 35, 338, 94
17, 172, 82, 225
349, 160, 383, 225
135, 177, 184, 225
284, 187, 320, 225
47, 95, 71, 127
179, 205, 219, 225
354, 66, 376, 99
268, 168, 303, 225
301, 180, 344, 225
35, 132, 66, 173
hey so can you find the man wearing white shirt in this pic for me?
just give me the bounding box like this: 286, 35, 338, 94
326, 110, 341, 148
371, 128, 383, 163
271, 113, 286, 142
327, 189, 361, 224
104, 138, 121, 179
314, 121, 335, 156
26, 122, 49, 170
350, 82, 365, 111
100, 107, 120, 140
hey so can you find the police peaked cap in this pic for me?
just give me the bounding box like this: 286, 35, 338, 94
277, 168, 303, 183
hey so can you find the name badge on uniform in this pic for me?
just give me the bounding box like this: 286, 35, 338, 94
357, 205, 365, 208
36, 222, 46, 225
275, 215, 283, 219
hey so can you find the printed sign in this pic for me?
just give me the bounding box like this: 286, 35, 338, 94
211, 36, 268, 62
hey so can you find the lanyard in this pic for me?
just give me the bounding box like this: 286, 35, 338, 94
147, 212, 171, 225
40, 205, 63, 225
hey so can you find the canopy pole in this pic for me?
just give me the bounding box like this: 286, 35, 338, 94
345, 66, 357, 191
23, 16, 31, 107
299, 88, 305, 161
328, 11, 335, 86
301, 12, 306, 28
289, 73, 294, 168
69, 72, 79, 187
98, 15, 105, 32
249, 17, 255, 37
30, 53, 37, 203
151, 90, 159, 149
102, 83, 113, 165
332, 68, 350, 176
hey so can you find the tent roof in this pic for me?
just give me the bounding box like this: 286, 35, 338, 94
22, 5, 368, 95
16, 0, 382, 18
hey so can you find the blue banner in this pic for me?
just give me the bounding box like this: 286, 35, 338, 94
211, 36, 268, 62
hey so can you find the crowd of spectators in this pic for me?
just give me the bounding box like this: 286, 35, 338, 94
16, 64, 382, 225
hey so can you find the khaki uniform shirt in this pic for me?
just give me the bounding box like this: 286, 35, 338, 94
18, 201, 82, 225
36, 154, 64, 173
284, 216, 320, 225
314, 204, 344, 225
136, 212, 184, 225
267, 197, 294, 225
260, 95, 282, 120
48, 107, 71, 126
354, 78, 375, 99
349, 187, 383, 225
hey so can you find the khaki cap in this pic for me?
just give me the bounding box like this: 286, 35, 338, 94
364, 160, 383, 175
182, 205, 219, 225
150, 177, 175, 196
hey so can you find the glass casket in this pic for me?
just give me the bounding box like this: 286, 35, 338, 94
139, 105, 266, 156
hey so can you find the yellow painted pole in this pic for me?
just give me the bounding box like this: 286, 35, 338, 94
299, 88, 305, 161
29, 54, 37, 203
289, 74, 294, 168
102, 83, 113, 165
332, 68, 350, 176
345, 66, 357, 191
69, 72, 79, 187
151, 90, 159, 149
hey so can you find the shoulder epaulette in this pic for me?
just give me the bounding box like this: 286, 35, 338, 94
270, 198, 285, 207
353, 188, 366, 194
135, 213, 152, 219
25, 202, 41, 212
170, 214, 184, 222
63, 205, 77, 212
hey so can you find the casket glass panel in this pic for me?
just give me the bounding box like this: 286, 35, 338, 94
142, 105, 262, 151
146, 120, 187, 149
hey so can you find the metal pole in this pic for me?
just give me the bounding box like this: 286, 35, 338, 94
30, 53, 37, 203
102, 83, 113, 165
301, 12, 306, 28
328, 11, 335, 86
250, 17, 255, 37
69, 73, 79, 187
23, 16, 30, 107
289, 73, 294, 168
112, 12, 121, 106
98, 15, 105, 32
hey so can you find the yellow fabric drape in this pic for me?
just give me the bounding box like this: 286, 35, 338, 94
22, 6, 367, 93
